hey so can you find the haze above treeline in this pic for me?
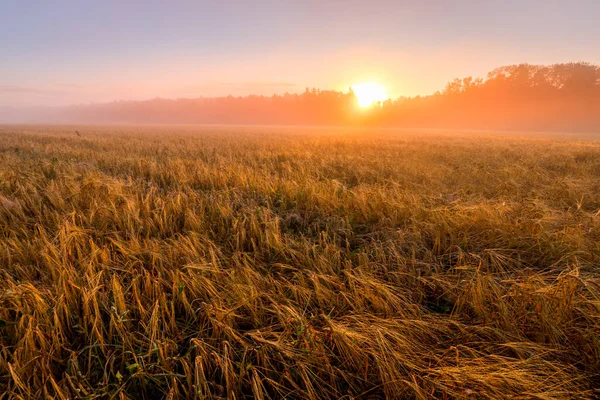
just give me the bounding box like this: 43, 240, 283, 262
3, 62, 600, 132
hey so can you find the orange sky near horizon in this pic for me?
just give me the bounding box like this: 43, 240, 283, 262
1, 1, 599, 107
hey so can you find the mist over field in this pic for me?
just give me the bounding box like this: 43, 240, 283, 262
4, 63, 600, 133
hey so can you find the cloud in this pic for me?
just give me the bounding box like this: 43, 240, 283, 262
222, 81, 298, 89
0, 85, 64, 96
53, 83, 84, 89
184, 81, 298, 95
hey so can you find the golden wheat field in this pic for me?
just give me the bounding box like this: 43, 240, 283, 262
0, 125, 599, 399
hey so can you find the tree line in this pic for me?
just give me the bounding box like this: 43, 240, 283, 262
63, 62, 600, 131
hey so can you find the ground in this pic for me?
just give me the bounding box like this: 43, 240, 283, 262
0, 125, 599, 399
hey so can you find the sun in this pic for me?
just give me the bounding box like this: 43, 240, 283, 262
352, 82, 387, 108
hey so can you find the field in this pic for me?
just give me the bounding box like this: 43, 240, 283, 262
1, 125, 599, 399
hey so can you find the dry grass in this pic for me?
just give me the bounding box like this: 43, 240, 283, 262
0, 125, 599, 399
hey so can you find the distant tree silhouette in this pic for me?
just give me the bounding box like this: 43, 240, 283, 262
62, 62, 600, 132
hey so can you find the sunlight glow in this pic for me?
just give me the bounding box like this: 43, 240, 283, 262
352, 82, 388, 108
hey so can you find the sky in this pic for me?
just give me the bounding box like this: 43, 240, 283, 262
1, 0, 599, 106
